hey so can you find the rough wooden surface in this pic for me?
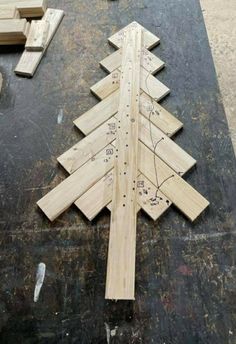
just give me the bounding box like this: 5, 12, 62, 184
0, 0, 236, 342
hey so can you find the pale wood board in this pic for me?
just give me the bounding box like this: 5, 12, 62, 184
108, 21, 160, 50
73, 90, 119, 135
37, 144, 115, 221
100, 47, 165, 75
139, 142, 209, 221
25, 19, 49, 51
90, 67, 170, 101
58, 117, 117, 174
0, 0, 46, 18
105, 25, 142, 300
74, 91, 182, 138
0, 6, 20, 19
140, 92, 183, 137
15, 8, 64, 77
0, 18, 28, 44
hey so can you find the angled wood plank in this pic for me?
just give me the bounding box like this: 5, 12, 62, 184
15, 8, 64, 77
73, 90, 119, 135
75, 169, 170, 221
106, 25, 142, 300
37, 144, 115, 221
140, 92, 183, 137
0, 0, 46, 18
100, 48, 165, 75
74, 91, 182, 138
58, 117, 117, 174
139, 142, 209, 221
108, 21, 159, 50
139, 115, 196, 174
25, 20, 49, 51
0, 6, 20, 19
90, 67, 170, 101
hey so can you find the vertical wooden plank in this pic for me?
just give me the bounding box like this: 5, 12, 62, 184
25, 20, 49, 51
105, 24, 142, 300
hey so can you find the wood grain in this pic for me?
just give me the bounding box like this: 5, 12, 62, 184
0, 0, 46, 18
25, 20, 49, 51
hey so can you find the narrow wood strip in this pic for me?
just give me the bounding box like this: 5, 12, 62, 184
108, 21, 159, 50
90, 67, 170, 101
25, 20, 49, 51
100, 48, 165, 75
106, 25, 142, 300
58, 117, 117, 174
15, 8, 64, 77
139, 142, 209, 221
74, 91, 182, 138
73, 90, 119, 135
140, 92, 183, 137
0, 18, 27, 35
37, 144, 115, 221
0, 0, 46, 18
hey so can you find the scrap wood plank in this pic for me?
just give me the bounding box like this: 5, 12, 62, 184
0, 18, 29, 44
61, 113, 194, 178
90, 67, 170, 101
75, 171, 170, 221
108, 21, 159, 50
100, 47, 165, 75
74, 90, 182, 137
15, 8, 64, 77
0, 5, 20, 19
105, 25, 142, 300
25, 19, 49, 51
37, 144, 115, 221
139, 142, 209, 221
0, 0, 46, 18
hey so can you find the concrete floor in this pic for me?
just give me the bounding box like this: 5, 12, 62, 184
200, 0, 236, 154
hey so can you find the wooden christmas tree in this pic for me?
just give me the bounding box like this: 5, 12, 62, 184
37, 22, 209, 300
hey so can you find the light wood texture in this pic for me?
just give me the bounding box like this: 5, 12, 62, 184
74, 91, 182, 138
90, 67, 170, 101
0, 18, 29, 44
139, 115, 196, 174
15, 8, 64, 77
0, 0, 46, 18
108, 21, 159, 50
140, 92, 183, 136
73, 90, 119, 135
37, 144, 115, 221
106, 25, 142, 300
0, 6, 20, 19
139, 142, 209, 221
58, 117, 117, 174
100, 47, 165, 75
25, 19, 49, 51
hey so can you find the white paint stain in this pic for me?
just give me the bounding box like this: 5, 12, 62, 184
34, 262, 46, 302
57, 108, 64, 124
104, 323, 118, 343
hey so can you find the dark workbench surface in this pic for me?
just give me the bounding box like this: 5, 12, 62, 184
0, 0, 236, 343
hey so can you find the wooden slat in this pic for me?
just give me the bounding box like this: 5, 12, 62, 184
75, 170, 169, 221
90, 67, 170, 101
140, 92, 183, 137
74, 91, 182, 138
25, 20, 49, 51
58, 117, 117, 174
106, 25, 142, 300
15, 8, 64, 77
0, 18, 29, 44
139, 115, 196, 174
37, 144, 115, 221
100, 47, 165, 75
0, 6, 20, 19
0, 0, 46, 18
73, 90, 119, 135
108, 21, 159, 50
139, 142, 209, 221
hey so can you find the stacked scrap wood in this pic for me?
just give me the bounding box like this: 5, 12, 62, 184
0, 1, 64, 77
0, 18, 29, 45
